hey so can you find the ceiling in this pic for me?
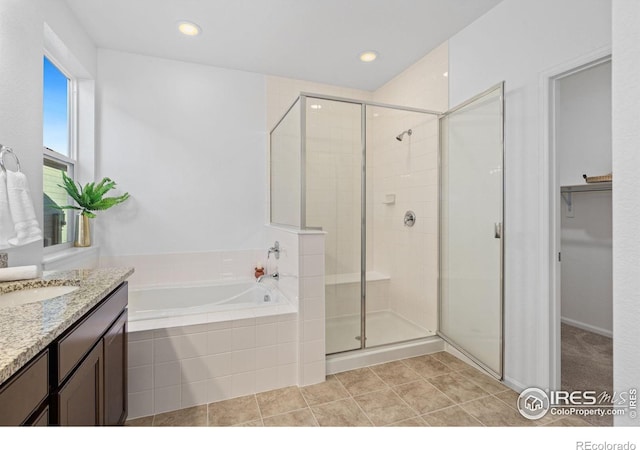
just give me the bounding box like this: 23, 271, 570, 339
65, 0, 502, 91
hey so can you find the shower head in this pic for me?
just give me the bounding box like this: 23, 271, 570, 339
396, 129, 412, 141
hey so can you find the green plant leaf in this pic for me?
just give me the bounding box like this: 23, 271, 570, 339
58, 172, 82, 205
55, 171, 130, 217
89, 193, 130, 211
94, 178, 116, 199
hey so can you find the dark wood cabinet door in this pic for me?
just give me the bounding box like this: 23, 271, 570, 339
0, 350, 48, 426
57, 341, 104, 426
103, 311, 127, 425
31, 407, 49, 426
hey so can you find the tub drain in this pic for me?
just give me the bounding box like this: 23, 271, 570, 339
263, 294, 271, 302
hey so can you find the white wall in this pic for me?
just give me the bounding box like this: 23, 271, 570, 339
556, 61, 612, 186
96, 49, 267, 256
612, 0, 640, 427
556, 62, 612, 337
0, 0, 44, 265
0, 0, 96, 266
449, 0, 612, 389
560, 192, 612, 336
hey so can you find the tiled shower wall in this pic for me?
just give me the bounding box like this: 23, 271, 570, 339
367, 42, 448, 333
368, 110, 439, 332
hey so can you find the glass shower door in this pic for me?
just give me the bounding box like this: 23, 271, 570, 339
439, 83, 504, 378
304, 97, 363, 354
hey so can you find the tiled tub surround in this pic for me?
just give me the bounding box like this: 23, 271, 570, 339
100, 249, 273, 291
126, 227, 326, 418
0, 267, 134, 385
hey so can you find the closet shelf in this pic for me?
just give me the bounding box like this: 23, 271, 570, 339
560, 182, 611, 214
560, 182, 611, 193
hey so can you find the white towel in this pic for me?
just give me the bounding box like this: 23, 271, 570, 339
0, 265, 40, 282
6, 170, 42, 247
0, 171, 16, 248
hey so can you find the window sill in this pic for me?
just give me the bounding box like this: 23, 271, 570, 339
42, 246, 100, 271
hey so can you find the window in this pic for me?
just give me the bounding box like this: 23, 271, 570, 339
43, 56, 76, 248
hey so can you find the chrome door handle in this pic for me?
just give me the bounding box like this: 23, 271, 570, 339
494, 222, 502, 239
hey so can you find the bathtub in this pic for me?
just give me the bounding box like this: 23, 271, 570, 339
127, 279, 295, 332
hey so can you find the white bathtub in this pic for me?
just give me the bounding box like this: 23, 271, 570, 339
127, 280, 295, 332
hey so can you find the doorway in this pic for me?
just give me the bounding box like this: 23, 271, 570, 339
550, 56, 612, 426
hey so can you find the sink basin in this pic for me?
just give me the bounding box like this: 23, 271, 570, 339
0, 285, 79, 308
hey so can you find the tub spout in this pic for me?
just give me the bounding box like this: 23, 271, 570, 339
257, 272, 279, 283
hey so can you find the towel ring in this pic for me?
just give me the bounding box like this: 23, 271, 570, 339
0, 145, 21, 173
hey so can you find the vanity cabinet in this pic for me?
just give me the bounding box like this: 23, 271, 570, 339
52, 281, 128, 426
57, 340, 104, 425
0, 280, 129, 426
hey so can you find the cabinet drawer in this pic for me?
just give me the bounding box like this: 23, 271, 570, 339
57, 282, 127, 384
0, 350, 48, 426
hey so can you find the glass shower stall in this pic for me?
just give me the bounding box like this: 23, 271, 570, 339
270, 86, 504, 378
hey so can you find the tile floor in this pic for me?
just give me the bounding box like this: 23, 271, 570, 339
125, 351, 593, 427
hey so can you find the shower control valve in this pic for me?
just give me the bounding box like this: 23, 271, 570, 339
268, 241, 280, 260
404, 211, 416, 227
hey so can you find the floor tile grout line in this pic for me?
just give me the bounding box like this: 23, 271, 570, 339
298, 386, 320, 426
455, 367, 511, 395
457, 395, 537, 427
420, 403, 484, 427
381, 380, 427, 419
402, 363, 478, 408
254, 394, 264, 423
412, 374, 461, 407
262, 405, 312, 422
345, 368, 418, 426
332, 370, 375, 426
491, 392, 518, 411
390, 381, 460, 417
384, 414, 426, 427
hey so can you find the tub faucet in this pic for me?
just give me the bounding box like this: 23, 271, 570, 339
257, 272, 279, 283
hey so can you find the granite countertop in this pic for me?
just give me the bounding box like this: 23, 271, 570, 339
0, 267, 134, 385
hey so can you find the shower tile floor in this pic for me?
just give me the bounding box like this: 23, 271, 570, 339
326, 310, 434, 354
126, 351, 596, 427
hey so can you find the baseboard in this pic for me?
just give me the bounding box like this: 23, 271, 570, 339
561, 317, 612, 338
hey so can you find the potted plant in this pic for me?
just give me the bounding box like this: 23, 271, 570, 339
56, 172, 130, 247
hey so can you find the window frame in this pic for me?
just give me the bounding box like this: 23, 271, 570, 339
43, 53, 79, 253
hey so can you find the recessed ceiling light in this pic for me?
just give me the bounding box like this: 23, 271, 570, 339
443, 72, 449, 77
310, 104, 322, 110
359, 51, 378, 63
178, 21, 201, 36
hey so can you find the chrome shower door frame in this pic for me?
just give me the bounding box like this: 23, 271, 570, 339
298, 93, 440, 354
437, 82, 505, 380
